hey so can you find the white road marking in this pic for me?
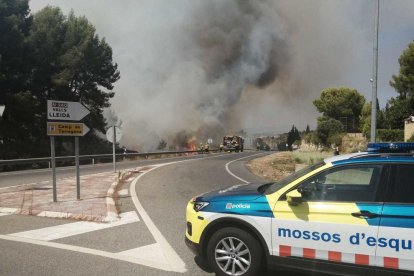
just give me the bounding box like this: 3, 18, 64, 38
0, 213, 10, 217
9, 211, 139, 241
118, 189, 128, 196
0, 152, 261, 273
118, 243, 167, 264
130, 165, 187, 273
225, 153, 265, 183
0, 234, 176, 272
0, 207, 19, 215
123, 152, 264, 272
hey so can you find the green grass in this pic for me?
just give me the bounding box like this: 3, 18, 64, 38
292, 151, 333, 165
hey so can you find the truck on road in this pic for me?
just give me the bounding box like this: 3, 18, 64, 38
222, 135, 244, 152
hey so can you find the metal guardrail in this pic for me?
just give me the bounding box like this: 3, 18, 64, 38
0, 149, 219, 170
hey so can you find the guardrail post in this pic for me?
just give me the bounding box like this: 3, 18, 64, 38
92, 158, 95, 165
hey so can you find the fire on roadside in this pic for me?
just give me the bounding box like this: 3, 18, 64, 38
186, 136, 198, 151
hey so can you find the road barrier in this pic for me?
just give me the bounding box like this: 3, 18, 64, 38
0, 149, 220, 172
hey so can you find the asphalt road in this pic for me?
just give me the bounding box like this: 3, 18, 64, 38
134, 151, 278, 275
0, 153, 225, 188
0, 151, 304, 276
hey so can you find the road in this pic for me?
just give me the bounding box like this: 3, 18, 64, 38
0, 151, 302, 275
0, 153, 223, 188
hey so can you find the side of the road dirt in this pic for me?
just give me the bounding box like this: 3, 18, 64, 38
247, 150, 335, 182
246, 151, 296, 182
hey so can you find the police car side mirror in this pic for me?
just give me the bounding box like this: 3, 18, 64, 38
286, 189, 303, 206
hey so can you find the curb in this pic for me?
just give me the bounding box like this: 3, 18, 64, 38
34, 210, 105, 222
0, 207, 106, 222
0, 207, 19, 215
103, 169, 137, 222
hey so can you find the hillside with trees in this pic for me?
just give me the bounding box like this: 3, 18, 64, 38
0, 0, 120, 159
312, 87, 365, 147
308, 40, 414, 148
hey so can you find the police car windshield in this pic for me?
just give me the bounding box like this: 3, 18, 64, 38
264, 162, 325, 194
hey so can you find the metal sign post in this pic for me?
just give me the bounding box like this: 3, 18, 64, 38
50, 136, 57, 202
106, 126, 122, 173
113, 125, 116, 172
47, 100, 90, 202
75, 137, 80, 200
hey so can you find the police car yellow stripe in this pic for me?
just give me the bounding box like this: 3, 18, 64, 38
273, 202, 369, 225
265, 163, 333, 208
186, 202, 210, 244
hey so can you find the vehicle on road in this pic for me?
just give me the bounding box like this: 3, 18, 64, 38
185, 142, 414, 276
223, 135, 244, 153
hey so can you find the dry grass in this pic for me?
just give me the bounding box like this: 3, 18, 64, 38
292, 151, 333, 165
246, 152, 295, 182
247, 150, 336, 182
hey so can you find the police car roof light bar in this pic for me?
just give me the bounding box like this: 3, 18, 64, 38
367, 142, 414, 153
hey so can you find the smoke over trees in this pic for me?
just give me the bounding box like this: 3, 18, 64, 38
26, 0, 414, 151
107, 0, 363, 150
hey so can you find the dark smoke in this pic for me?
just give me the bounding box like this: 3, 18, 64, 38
30, 0, 396, 150
190, 0, 290, 104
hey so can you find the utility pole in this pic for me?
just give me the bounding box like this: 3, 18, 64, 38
370, 0, 379, 142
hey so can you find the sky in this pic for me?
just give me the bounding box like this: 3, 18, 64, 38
29, 0, 414, 150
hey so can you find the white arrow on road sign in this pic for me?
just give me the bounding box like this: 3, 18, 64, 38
0, 105, 4, 117
106, 126, 122, 143
47, 100, 90, 121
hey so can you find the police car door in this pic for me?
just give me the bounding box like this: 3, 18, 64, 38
272, 163, 385, 269
375, 163, 414, 273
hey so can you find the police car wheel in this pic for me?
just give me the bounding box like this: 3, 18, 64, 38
207, 227, 263, 276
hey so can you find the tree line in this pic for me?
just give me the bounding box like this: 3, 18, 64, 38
0, 0, 120, 159
286, 40, 414, 149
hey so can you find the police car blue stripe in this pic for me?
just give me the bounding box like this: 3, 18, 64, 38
332, 156, 414, 166
380, 205, 414, 229
356, 204, 414, 229
202, 196, 273, 217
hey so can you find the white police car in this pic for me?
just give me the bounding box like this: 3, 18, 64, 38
185, 143, 414, 276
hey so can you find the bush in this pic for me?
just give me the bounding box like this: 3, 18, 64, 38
316, 117, 345, 146
327, 133, 344, 146
303, 132, 319, 144
377, 129, 404, 142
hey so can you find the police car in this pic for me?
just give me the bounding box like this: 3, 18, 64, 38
185, 143, 414, 276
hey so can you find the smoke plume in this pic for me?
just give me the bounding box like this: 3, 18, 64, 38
29, 0, 414, 150
113, 0, 296, 149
